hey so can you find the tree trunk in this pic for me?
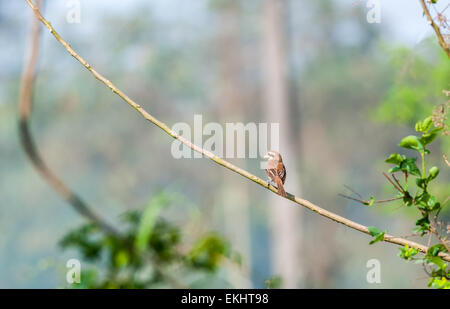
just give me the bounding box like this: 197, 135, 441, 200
261, 0, 304, 288
214, 0, 252, 288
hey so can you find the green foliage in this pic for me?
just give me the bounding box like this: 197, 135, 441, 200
186, 233, 230, 271
60, 192, 238, 288
427, 244, 447, 257
373, 47, 450, 125
398, 245, 418, 261
380, 115, 449, 289
428, 276, 450, 289
415, 116, 434, 134
135, 193, 169, 253
264, 276, 282, 289
386, 156, 421, 177
367, 226, 385, 245
399, 135, 423, 151
424, 245, 450, 289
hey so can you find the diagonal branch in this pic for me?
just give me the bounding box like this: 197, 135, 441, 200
19, 0, 118, 236
24, 0, 450, 262
419, 0, 450, 58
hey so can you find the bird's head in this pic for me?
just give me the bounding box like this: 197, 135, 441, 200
264, 150, 282, 162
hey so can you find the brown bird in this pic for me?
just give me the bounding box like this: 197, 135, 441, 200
264, 150, 287, 197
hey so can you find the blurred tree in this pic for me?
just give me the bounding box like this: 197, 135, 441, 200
211, 0, 253, 288
60, 192, 241, 288
373, 46, 450, 126
261, 0, 304, 288
373, 45, 450, 215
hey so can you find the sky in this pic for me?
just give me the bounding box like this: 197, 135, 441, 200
35, 0, 446, 47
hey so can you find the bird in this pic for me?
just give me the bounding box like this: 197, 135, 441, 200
264, 150, 287, 197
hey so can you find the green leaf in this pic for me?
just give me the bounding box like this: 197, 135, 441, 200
415, 177, 427, 189
422, 117, 433, 132
398, 245, 419, 261
429, 277, 450, 289
367, 226, 385, 245
369, 232, 385, 245
428, 166, 439, 181
368, 226, 382, 236
427, 244, 448, 257
420, 132, 437, 146
400, 158, 421, 177
415, 116, 433, 133
427, 196, 437, 208
428, 257, 447, 271
265, 276, 283, 289
420, 127, 443, 146
415, 121, 422, 132
135, 194, 169, 252
414, 216, 430, 235
416, 192, 430, 204
403, 194, 413, 206
388, 166, 401, 173
399, 135, 423, 151
187, 234, 230, 271
114, 250, 130, 268
385, 153, 405, 165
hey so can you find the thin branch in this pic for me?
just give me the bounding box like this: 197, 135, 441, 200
422, 261, 432, 277
435, 229, 450, 253
427, 232, 433, 248
19, 0, 118, 236
382, 172, 404, 194
444, 154, 450, 167
391, 173, 404, 193
431, 216, 450, 253
343, 184, 363, 200
338, 193, 402, 205
23, 0, 450, 262
396, 233, 422, 239
442, 196, 450, 208
419, 0, 450, 58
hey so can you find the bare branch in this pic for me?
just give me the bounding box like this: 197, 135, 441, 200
419, 0, 450, 57
444, 154, 450, 167
23, 0, 450, 262
382, 172, 405, 194
339, 193, 402, 205
343, 184, 363, 200
19, 0, 118, 236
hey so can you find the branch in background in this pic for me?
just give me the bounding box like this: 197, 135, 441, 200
23, 0, 450, 262
339, 194, 403, 205
19, 0, 118, 236
419, 0, 450, 58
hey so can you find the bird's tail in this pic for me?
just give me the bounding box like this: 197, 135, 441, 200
275, 177, 287, 197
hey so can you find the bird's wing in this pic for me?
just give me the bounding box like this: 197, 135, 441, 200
277, 163, 286, 183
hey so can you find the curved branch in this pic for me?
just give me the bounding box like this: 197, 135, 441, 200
419, 0, 450, 58
19, 0, 118, 236
24, 0, 450, 262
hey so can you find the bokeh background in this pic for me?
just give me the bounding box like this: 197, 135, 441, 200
0, 0, 449, 288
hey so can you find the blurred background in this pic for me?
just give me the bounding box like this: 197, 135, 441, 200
0, 0, 449, 288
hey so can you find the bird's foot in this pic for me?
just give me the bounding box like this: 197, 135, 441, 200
268, 180, 278, 189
